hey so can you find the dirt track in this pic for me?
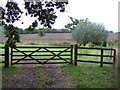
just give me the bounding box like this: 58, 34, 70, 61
2, 62, 75, 88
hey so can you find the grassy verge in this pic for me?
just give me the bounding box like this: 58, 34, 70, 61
2, 66, 21, 85
63, 63, 118, 88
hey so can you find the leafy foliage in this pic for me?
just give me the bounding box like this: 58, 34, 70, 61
1, 1, 68, 47
78, 42, 93, 54
65, 16, 79, 30
24, 2, 67, 29
2, 2, 23, 24
71, 18, 108, 44
108, 39, 120, 48
4, 24, 20, 47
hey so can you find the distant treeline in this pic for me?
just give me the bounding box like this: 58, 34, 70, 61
4, 26, 71, 34
4, 25, 116, 34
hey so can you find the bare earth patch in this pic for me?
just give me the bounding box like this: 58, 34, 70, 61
2, 62, 75, 88
43, 64, 75, 88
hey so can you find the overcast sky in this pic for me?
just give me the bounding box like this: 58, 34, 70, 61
0, 0, 119, 32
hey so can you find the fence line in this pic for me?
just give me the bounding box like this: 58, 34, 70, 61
0, 45, 116, 67
0, 46, 5, 63
74, 44, 116, 67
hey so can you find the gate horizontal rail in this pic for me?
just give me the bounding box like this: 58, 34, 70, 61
12, 58, 71, 60
78, 54, 114, 57
13, 62, 70, 64
77, 47, 115, 50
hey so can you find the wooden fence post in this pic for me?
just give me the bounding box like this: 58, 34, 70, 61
100, 49, 103, 67
113, 49, 116, 70
110, 47, 113, 60
5, 46, 9, 67
74, 44, 78, 66
70, 45, 73, 64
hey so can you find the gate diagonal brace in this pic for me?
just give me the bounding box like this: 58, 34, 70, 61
28, 48, 42, 56
27, 47, 51, 64
43, 48, 63, 63
13, 48, 28, 64
23, 48, 42, 59
29, 55, 43, 64
43, 47, 70, 63
13, 47, 42, 64
14, 48, 28, 56
57, 56, 70, 63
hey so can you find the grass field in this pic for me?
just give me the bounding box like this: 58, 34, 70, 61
2, 66, 21, 85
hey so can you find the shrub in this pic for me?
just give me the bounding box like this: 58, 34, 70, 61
72, 19, 108, 45
78, 44, 88, 54
85, 42, 93, 48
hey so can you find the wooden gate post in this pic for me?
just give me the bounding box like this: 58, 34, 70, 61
100, 49, 103, 67
70, 45, 73, 64
5, 46, 9, 67
74, 44, 78, 66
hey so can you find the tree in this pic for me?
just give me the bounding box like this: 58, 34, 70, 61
71, 18, 108, 45
1, 1, 68, 47
65, 16, 79, 31
35, 28, 46, 37
0, 22, 4, 43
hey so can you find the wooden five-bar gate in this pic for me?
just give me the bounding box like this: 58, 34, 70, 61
11, 45, 73, 65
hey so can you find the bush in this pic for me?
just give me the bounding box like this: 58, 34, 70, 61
85, 42, 93, 48
50, 42, 71, 46
72, 19, 108, 45
78, 44, 88, 54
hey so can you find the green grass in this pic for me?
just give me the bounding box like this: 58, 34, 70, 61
2, 66, 21, 85
63, 64, 118, 88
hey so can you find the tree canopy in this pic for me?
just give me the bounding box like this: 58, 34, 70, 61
0, 1, 68, 47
